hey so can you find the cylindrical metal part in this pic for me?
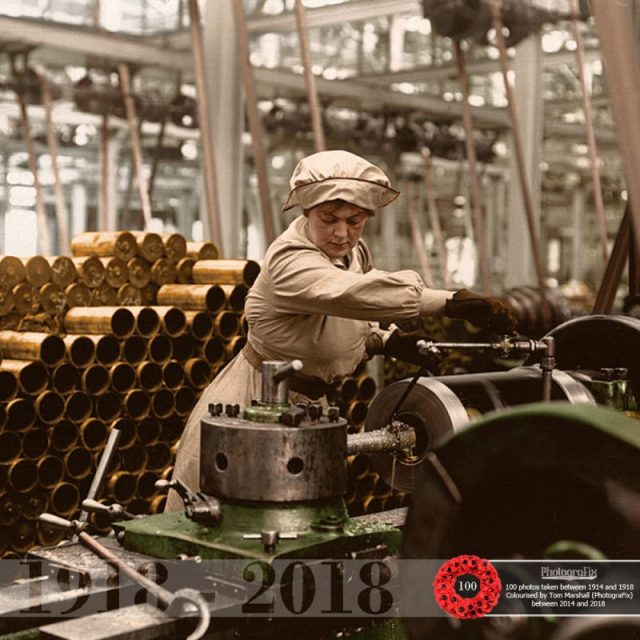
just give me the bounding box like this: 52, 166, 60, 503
35, 390, 65, 425
140, 282, 158, 306
137, 470, 160, 499
150, 258, 177, 286
0, 405, 7, 430
8, 458, 39, 493
90, 282, 118, 306
162, 360, 185, 390
200, 415, 348, 501
81, 364, 110, 395
39, 282, 65, 314
161, 415, 184, 445
50, 481, 81, 517
109, 362, 136, 393
64, 446, 94, 480
0, 256, 26, 286
213, 310, 240, 340
71, 231, 137, 261
0, 492, 20, 527
176, 257, 195, 283
186, 241, 220, 260
159, 233, 187, 261
347, 453, 371, 480
123, 389, 151, 420
357, 376, 377, 402
79, 418, 109, 451
347, 400, 368, 427
23, 256, 52, 287
174, 386, 196, 416
38, 455, 65, 489
1, 359, 48, 395
7, 397, 36, 431
157, 284, 225, 313
0, 330, 65, 365
347, 426, 417, 455
47, 256, 77, 288
112, 418, 136, 450
63, 334, 96, 367
127, 306, 160, 338
171, 334, 195, 362
224, 336, 245, 362
137, 417, 161, 445
65, 282, 91, 307
52, 362, 80, 394
0, 370, 18, 402
136, 361, 163, 392
107, 471, 137, 504
122, 335, 147, 364
191, 259, 260, 287
261, 360, 290, 404
185, 310, 213, 339
145, 442, 172, 471
152, 305, 187, 337
130, 231, 164, 262
10, 519, 36, 553
22, 427, 49, 459
220, 284, 247, 312
184, 357, 212, 389
200, 336, 225, 365
100, 256, 129, 288
64, 307, 136, 338
0, 431, 22, 463
147, 334, 173, 363
88, 334, 121, 366
94, 391, 123, 422
72, 256, 106, 288
127, 257, 152, 288
12, 283, 39, 315
0, 285, 14, 315
117, 283, 143, 305
150, 388, 175, 419
51, 419, 79, 451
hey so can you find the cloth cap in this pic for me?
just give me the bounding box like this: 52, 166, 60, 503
282, 150, 400, 212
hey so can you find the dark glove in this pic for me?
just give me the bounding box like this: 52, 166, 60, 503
445, 289, 518, 334
384, 330, 445, 369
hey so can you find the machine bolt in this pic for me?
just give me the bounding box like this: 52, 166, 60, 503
327, 405, 340, 422
308, 403, 323, 421
280, 407, 305, 427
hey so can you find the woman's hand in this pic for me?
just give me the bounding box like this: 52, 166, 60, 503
445, 289, 518, 334
384, 330, 445, 369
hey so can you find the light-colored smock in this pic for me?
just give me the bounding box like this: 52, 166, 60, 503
166, 215, 452, 510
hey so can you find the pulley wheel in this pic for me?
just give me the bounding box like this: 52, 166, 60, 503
364, 378, 468, 493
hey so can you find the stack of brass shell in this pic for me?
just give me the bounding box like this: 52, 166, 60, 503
0, 232, 270, 555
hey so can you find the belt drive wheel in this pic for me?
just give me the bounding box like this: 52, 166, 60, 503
364, 377, 468, 493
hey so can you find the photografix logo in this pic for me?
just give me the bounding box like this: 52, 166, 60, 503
541, 566, 598, 581
432, 555, 502, 619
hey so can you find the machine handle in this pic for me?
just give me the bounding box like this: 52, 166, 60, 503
272, 359, 303, 384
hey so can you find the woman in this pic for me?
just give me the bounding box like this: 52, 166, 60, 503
166, 150, 515, 510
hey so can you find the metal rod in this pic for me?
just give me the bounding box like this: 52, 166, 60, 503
454, 41, 491, 293
100, 113, 110, 230
232, 0, 276, 244
540, 336, 555, 402
403, 178, 434, 287
347, 426, 417, 456
294, 0, 326, 151
489, 0, 548, 310
570, 0, 608, 262
187, 0, 222, 248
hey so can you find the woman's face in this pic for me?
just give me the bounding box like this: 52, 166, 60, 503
305, 201, 370, 259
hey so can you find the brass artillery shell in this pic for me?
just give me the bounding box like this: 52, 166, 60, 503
123, 389, 151, 420
109, 362, 136, 393
159, 233, 187, 261
94, 391, 123, 422
37, 455, 65, 489
136, 417, 161, 446
64, 390, 93, 423
224, 336, 245, 362
111, 418, 136, 450
161, 415, 183, 445
0, 285, 14, 315
65, 282, 91, 307
79, 418, 109, 451
127, 256, 152, 288
147, 334, 172, 363
184, 310, 213, 339
136, 361, 163, 392
12, 282, 39, 315
157, 284, 225, 313
171, 334, 194, 362
174, 386, 196, 416
0, 491, 20, 528
22, 256, 52, 287
81, 364, 110, 395
149, 495, 167, 514
0, 255, 26, 286
37, 522, 66, 547
239, 314, 248, 336
7, 397, 36, 431
186, 241, 219, 260
47, 256, 77, 288
10, 519, 36, 553
0, 431, 22, 464
136, 470, 160, 500
63, 447, 94, 480
22, 427, 49, 459
87, 334, 121, 366
50, 481, 81, 517
63, 334, 96, 367
357, 376, 377, 402
50, 419, 79, 451
64, 307, 136, 338
22, 491, 48, 521
117, 283, 143, 305
127, 306, 160, 338
107, 471, 137, 504
220, 284, 247, 312
346, 400, 368, 428
91, 282, 118, 306
213, 310, 240, 340
347, 454, 371, 480
0, 405, 6, 430
39, 282, 65, 315
145, 442, 172, 471
192, 259, 260, 287
72, 256, 106, 288
51, 362, 79, 394
8, 458, 38, 493
1, 359, 47, 395
140, 283, 158, 305
35, 390, 65, 425
184, 357, 212, 389
176, 257, 195, 283
71, 231, 137, 261
130, 231, 164, 262
162, 360, 185, 390
0, 370, 18, 401
154, 306, 187, 337
100, 256, 129, 288
151, 388, 175, 419
151, 257, 177, 285
122, 335, 147, 364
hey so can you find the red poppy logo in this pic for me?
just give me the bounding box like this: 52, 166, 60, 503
433, 555, 502, 619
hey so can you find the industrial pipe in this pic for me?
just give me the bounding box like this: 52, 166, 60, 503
0, 431, 22, 464
126, 306, 160, 338
8, 458, 39, 493
51, 362, 79, 394
1, 359, 48, 395
88, 334, 121, 366
174, 386, 197, 416
64, 307, 136, 338
22, 427, 49, 459
109, 362, 136, 393
161, 415, 184, 445
122, 335, 147, 365
151, 388, 176, 419
34, 390, 65, 425
63, 446, 94, 481
172, 334, 195, 362
136, 470, 160, 500
191, 259, 260, 287
120, 444, 148, 474
0, 370, 18, 402
184, 310, 213, 339
50, 481, 81, 517
50, 419, 79, 452
136, 361, 163, 392
220, 284, 247, 312
63, 334, 96, 368
137, 417, 161, 446
157, 284, 226, 313
10, 519, 36, 554
199, 336, 225, 365
81, 364, 110, 395
176, 257, 195, 284
154, 305, 187, 337
148, 334, 173, 364
108, 471, 138, 504
37, 454, 65, 489
184, 357, 212, 389
0, 286, 14, 315
79, 418, 109, 452
64, 390, 93, 424
0, 330, 65, 365
186, 241, 219, 260
213, 310, 240, 340
112, 418, 136, 450
71, 231, 137, 261
146, 442, 172, 472
162, 360, 185, 390
95, 391, 123, 422
224, 336, 245, 362
123, 389, 151, 420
